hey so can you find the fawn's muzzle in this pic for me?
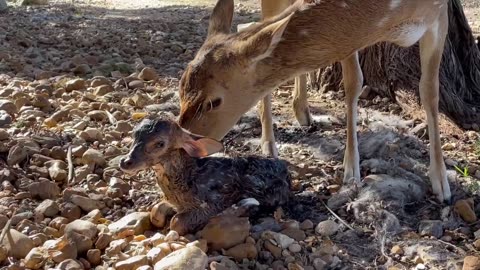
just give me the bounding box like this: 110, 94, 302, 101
119, 157, 134, 170
120, 157, 133, 169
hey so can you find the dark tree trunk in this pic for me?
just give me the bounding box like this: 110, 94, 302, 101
312, 0, 480, 130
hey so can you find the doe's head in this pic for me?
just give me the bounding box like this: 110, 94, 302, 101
119, 116, 224, 174
178, 0, 294, 140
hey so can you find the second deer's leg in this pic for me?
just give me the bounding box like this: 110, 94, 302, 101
263, 0, 313, 127
257, 0, 292, 158
418, 9, 451, 203
293, 74, 313, 126
308, 70, 320, 90
341, 52, 363, 184
259, 94, 279, 158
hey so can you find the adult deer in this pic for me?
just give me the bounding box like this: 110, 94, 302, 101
178, 0, 451, 202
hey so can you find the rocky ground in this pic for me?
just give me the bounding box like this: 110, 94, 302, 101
0, 0, 480, 270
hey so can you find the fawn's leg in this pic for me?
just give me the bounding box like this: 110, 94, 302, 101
259, 94, 278, 157
151, 201, 176, 228
293, 74, 313, 126
341, 52, 363, 184
418, 7, 451, 203
170, 210, 211, 236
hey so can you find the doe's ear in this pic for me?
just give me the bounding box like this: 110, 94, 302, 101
237, 13, 293, 62
207, 0, 234, 37
180, 128, 224, 158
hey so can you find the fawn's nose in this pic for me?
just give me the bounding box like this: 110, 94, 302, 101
119, 156, 133, 169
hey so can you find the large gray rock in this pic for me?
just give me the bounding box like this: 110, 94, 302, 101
0, 100, 16, 115
34, 199, 59, 217
108, 212, 151, 235
69, 194, 105, 212
1, 229, 35, 259
21, 0, 48, 6
418, 220, 443, 239
65, 219, 98, 239
0, 0, 7, 12
28, 179, 60, 200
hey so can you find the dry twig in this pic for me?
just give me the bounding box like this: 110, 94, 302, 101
0, 210, 16, 244
67, 145, 75, 185
320, 199, 356, 231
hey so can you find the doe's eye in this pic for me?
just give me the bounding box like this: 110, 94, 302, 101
155, 141, 165, 148
205, 98, 222, 112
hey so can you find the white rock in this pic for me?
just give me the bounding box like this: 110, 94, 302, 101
70, 194, 106, 212
1, 229, 35, 259
474, 229, 480, 240
271, 232, 294, 249
315, 220, 339, 237
165, 230, 179, 242
24, 247, 48, 269
288, 243, 302, 253
82, 149, 106, 167
115, 255, 148, 270
154, 246, 207, 270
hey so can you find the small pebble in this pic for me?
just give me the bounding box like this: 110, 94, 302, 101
288, 243, 302, 253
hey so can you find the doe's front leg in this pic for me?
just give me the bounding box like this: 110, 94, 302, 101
259, 93, 279, 158
340, 52, 363, 185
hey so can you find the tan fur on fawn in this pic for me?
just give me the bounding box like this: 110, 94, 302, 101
178, 0, 451, 202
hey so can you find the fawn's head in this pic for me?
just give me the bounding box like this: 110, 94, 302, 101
178, 0, 294, 140
119, 116, 223, 174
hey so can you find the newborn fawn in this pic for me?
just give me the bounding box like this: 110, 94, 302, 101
120, 116, 291, 235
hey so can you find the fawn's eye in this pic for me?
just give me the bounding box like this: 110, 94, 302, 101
155, 141, 165, 148
205, 98, 222, 112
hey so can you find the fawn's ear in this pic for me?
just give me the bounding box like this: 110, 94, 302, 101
180, 128, 224, 157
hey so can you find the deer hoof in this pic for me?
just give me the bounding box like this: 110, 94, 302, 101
295, 108, 313, 126
261, 141, 278, 158
342, 170, 360, 185
429, 170, 452, 204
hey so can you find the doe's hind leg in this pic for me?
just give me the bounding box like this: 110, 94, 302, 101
293, 74, 313, 126
418, 8, 451, 203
